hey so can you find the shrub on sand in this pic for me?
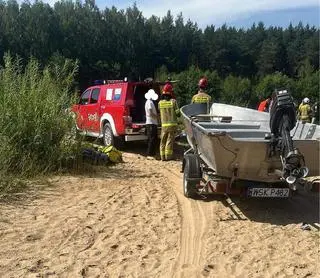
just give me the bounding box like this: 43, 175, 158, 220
0, 54, 80, 191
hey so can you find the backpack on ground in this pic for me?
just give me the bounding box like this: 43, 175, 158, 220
98, 145, 123, 163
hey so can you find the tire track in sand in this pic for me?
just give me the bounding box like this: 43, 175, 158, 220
157, 163, 213, 278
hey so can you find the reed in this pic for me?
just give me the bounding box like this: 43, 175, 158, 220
0, 54, 80, 192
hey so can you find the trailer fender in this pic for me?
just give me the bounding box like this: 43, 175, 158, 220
183, 154, 202, 198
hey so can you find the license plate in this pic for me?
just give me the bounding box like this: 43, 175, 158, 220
248, 188, 290, 198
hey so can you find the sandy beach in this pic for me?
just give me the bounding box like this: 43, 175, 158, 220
0, 152, 319, 278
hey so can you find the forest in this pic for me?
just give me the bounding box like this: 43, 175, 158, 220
0, 0, 319, 189
0, 0, 319, 107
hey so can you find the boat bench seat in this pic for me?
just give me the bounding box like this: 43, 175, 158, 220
192, 114, 232, 123
203, 128, 270, 141
199, 122, 261, 130
226, 130, 270, 140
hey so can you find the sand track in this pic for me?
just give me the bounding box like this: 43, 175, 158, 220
0, 152, 319, 278
160, 164, 210, 278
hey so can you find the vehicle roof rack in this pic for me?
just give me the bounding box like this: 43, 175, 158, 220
93, 78, 128, 85
106, 79, 128, 84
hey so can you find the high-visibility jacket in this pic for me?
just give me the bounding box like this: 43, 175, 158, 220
158, 99, 179, 127
191, 91, 211, 104
298, 103, 311, 121
258, 99, 269, 112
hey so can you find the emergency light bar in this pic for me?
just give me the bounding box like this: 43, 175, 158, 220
93, 78, 128, 85
93, 80, 106, 85
107, 79, 127, 84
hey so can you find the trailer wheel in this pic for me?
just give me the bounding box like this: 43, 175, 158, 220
183, 154, 202, 198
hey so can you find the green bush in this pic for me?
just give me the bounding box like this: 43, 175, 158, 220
171, 66, 222, 106
0, 54, 79, 190
162, 66, 318, 110
221, 75, 251, 106
254, 72, 294, 99
294, 60, 319, 103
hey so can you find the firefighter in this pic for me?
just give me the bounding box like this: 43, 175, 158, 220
191, 77, 211, 113
164, 78, 176, 99
298, 97, 312, 123
158, 83, 180, 161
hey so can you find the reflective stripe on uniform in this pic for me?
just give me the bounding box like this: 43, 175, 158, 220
160, 126, 176, 160
193, 96, 210, 103
191, 91, 211, 105
162, 123, 178, 127
159, 99, 178, 127
159, 101, 174, 108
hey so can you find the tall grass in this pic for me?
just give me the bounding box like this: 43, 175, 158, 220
0, 54, 79, 191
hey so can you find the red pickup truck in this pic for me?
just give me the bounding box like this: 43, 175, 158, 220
71, 79, 161, 147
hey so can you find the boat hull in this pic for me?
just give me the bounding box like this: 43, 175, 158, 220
181, 103, 320, 183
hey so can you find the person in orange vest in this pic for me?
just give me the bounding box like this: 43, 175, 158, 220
257, 95, 272, 112
191, 77, 211, 113
298, 97, 312, 123
158, 83, 180, 161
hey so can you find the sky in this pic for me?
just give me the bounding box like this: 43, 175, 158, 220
25, 0, 320, 29
95, 0, 320, 29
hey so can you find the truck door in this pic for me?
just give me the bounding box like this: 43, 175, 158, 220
85, 87, 101, 133
77, 89, 91, 131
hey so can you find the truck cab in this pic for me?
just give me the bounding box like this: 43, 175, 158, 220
71, 79, 161, 147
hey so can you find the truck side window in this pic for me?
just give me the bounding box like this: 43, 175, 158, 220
90, 88, 100, 104
79, 89, 91, 105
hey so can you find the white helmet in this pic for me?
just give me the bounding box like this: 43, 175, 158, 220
303, 97, 310, 104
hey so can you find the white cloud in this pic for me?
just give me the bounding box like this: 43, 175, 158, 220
18, 0, 319, 28
18, 0, 60, 6
126, 0, 319, 27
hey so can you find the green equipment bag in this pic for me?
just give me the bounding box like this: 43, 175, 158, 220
98, 145, 123, 163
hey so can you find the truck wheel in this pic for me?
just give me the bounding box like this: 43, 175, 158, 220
183, 154, 202, 198
103, 123, 114, 146
102, 123, 125, 149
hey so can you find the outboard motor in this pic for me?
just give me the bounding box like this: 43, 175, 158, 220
269, 90, 308, 184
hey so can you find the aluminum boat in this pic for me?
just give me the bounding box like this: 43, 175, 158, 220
181, 90, 319, 198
